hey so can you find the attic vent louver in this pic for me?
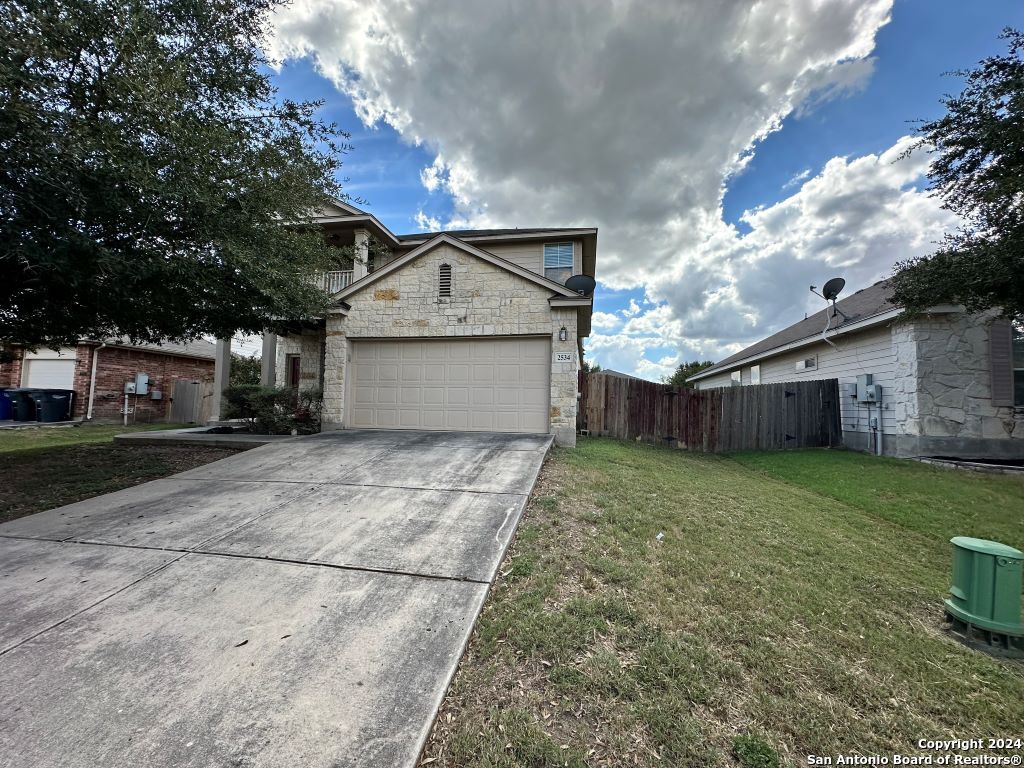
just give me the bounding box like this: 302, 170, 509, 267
439, 263, 452, 297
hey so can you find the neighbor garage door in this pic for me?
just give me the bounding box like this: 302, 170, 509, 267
22, 348, 77, 389
348, 337, 550, 433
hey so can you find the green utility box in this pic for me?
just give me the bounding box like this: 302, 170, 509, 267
944, 536, 1023, 655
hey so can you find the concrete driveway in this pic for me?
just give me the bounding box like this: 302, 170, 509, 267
0, 429, 551, 768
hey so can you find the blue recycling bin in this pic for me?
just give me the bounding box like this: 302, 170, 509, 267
0, 388, 12, 420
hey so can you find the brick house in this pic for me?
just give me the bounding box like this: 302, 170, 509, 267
0, 339, 215, 422
229, 200, 597, 447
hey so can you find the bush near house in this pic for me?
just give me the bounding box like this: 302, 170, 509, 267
223, 385, 323, 434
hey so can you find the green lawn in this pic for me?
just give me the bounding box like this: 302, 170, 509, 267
0, 422, 186, 453
0, 423, 246, 523
423, 440, 1024, 768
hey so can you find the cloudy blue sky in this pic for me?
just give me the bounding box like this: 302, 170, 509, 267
263, 0, 1020, 379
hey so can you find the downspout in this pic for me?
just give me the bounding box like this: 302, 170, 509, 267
86, 342, 106, 421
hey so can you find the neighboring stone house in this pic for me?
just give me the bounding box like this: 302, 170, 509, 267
687, 280, 1023, 459
242, 201, 597, 447
0, 339, 215, 422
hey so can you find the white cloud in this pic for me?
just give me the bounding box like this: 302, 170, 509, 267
267, 0, 958, 378
783, 168, 812, 189
413, 209, 441, 232
620, 299, 642, 318
590, 311, 621, 331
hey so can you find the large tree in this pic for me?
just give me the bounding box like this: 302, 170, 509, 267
0, 0, 347, 347
890, 29, 1024, 317
664, 360, 714, 388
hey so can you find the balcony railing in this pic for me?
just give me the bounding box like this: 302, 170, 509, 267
320, 270, 354, 293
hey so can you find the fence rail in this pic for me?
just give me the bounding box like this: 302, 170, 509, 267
582, 373, 841, 452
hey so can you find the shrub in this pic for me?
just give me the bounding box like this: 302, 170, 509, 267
222, 385, 323, 435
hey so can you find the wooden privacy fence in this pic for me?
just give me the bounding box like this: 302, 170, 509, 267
582, 373, 841, 452
169, 380, 214, 424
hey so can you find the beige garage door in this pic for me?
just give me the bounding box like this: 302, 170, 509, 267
23, 348, 76, 389
348, 337, 550, 433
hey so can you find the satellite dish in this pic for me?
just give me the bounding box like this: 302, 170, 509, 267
564, 274, 596, 296
822, 277, 846, 301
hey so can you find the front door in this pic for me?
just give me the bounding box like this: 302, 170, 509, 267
286, 355, 301, 389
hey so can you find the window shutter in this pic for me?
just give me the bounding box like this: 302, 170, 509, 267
989, 318, 1014, 407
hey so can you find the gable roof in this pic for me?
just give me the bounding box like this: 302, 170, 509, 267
320, 198, 367, 217
333, 233, 580, 301
688, 280, 900, 382
395, 227, 597, 243
86, 337, 218, 360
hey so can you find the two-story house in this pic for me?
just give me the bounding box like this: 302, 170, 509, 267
256, 200, 597, 447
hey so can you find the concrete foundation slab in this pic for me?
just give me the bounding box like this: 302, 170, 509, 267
199, 484, 527, 582
0, 554, 486, 768
0, 538, 178, 652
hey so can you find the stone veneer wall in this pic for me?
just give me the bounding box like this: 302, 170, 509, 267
274, 330, 323, 391
893, 313, 1023, 458
322, 243, 579, 445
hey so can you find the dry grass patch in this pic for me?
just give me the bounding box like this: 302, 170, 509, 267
421, 439, 1024, 768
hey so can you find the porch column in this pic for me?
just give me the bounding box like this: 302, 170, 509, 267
353, 228, 369, 281
322, 314, 347, 431
210, 337, 232, 422
260, 332, 277, 387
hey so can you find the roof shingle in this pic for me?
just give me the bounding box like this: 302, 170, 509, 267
693, 280, 897, 378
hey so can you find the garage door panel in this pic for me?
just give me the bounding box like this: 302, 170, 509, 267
496, 365, 520, 384
399, 387, 422, 405
471, 389, 494, 406
495, 388, 520, 406
522, 364, 548, 385
401, 364, 422, 382
445, 410, 469, 429
24, 360, 76, 390
470, 411, 495, 430
447, 387, 469, 405
422, 410, 445, 429
398, 409, 422, 428
472, 365, 494, 384
349, 338, 552, 434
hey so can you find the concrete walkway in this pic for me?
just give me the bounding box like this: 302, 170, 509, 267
0, 429, 552, 768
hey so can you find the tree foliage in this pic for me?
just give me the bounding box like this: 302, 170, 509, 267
890, 29, 1024, 317
230, 352, 261, 387
664, 360, 714, 388
0, 0, 349, 347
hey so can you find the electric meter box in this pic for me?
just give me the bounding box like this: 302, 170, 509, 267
856, 374, 880, 402
124, 382, 136, 394
134, 373, 150, 396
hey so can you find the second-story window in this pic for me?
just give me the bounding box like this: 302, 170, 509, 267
543, 243, 573, 284
439, 263, 452, 297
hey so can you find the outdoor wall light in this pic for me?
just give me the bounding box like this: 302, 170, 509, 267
558, 326, 568, 342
